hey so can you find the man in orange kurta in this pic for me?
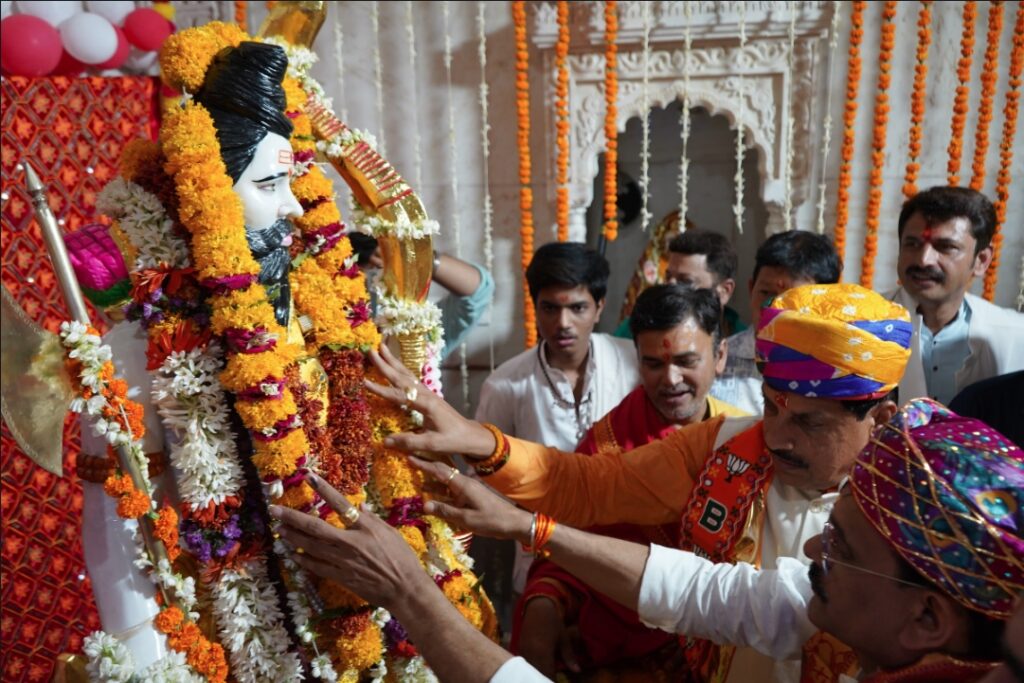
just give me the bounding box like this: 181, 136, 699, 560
511, 286, 747, 679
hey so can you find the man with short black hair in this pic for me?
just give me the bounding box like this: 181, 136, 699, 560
513, 285, 747, 678
712, 230, 841, 415
614, 229, 744, 338
476, 242, 637, 592
889, 186, 1024, 404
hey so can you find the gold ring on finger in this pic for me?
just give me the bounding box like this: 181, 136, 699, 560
342, 507, 360, 527
446, 466, 459, 484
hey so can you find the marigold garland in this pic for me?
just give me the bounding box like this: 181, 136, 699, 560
602, 1, 619, 241
554, 0, 571, 242
833, 0, 865, 264
903, 1, 932, 199
947, 1, 977, 186
970, 1, 1004, 191
513, 0, 536, 347
859, 1, 898, 288
234, 0, 247, 29
984, 0, 1023, 301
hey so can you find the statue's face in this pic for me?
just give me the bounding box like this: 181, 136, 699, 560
232, 132, 303, 232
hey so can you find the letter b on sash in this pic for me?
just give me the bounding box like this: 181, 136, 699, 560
699, 498, 727, 533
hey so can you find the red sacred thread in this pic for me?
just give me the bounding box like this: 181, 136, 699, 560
833, 0, 865, 269
983, 1, 1023, 301
860, 1, 898, 288
947, 1, 977, 185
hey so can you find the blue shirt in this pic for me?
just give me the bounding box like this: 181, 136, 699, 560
919, 300, 972, 405
439, 262, 494, 360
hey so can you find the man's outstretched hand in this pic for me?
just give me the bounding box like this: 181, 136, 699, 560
270, 473, 429, 609
412, 457, 533, 543
363, 344, 496, 460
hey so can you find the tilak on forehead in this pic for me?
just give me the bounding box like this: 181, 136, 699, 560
755, 283, 912, 400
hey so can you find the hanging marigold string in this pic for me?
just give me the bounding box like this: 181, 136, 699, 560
834, 0, 865, 264
602, 1, 619, 242
970, 0, 1004, 191
234, 1, 247, 29
513, 0, 536, 347
903, 1, 932, 199
860, 0, 897, 289
984, 0, 1023, 301
947, 1, 977, 185
554, 1, 571, 241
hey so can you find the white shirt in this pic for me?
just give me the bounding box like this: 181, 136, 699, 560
889, 288, 1024, 403
489, 548, 818, 683
476, 333, 638, 592
711, 327, 765, 416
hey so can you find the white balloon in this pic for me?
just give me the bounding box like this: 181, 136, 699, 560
1, 2, 13, 20
15, 0, 79, 26
59, 11, 116, 65
86, 0, 133, 26
122, 46, 156, 74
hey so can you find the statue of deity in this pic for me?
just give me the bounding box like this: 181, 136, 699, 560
61, 20, 494, 682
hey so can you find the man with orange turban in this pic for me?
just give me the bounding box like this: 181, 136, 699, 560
361, 282, 914, 683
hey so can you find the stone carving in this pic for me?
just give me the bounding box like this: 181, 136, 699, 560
532, 0, 834, 238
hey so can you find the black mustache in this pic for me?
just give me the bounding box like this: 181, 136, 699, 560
906, 266, 945, 283
768, 447, 808, 469
809, 562, 828, 603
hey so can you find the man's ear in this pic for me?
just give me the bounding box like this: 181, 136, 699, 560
871, 400, 899, 427
715, 338, 729, 375
594, 297, 606, 320
972, 246, 994, 278
897, 591, 967, 657
717, 278, 736, 306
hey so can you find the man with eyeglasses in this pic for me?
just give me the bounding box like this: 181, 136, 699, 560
271, 398, 1022, 683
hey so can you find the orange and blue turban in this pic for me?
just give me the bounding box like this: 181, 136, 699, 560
852, 399, 1023, 618
755, 283, 912, 400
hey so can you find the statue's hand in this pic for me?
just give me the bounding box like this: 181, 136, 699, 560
364, 344, 496, 460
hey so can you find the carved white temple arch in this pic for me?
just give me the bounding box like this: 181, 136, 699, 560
532, 0, 834, 240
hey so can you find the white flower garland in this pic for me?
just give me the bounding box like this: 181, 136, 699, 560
783, 0, 797, 231
733, 1, 747, 234
816, 1, 842, 234
150, 346, 245, 509
374, 290, 444, 341
477, 0, 496, 373
96, 179, 189, 271
349, 199, 440, 241
640, 1, 653, 232
406, 0, 423, 190
83, 632, 203, 683
1017, 255, 1024, 312
211, 559, 304, 683
678, 2, 693, 230
372, 1, 386, 157
442, 0, 470, 411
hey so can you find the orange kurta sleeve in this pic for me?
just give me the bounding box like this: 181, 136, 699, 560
482, 416, 726, 528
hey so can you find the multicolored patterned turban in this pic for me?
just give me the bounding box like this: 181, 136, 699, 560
852, 398, 1024, 618
755, 283, 912, 400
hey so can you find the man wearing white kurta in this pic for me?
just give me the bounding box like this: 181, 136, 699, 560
476, 242, 637, 593
888, 186, 1024, 405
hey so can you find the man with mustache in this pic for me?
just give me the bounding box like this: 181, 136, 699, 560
271, 399, 1022, 683
514, 285, 748, 679
366, 282, 913, 683
889, 186, 1024, 404
475, 241, 638, 594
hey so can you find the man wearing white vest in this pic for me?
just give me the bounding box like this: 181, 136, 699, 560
887, 186, 1024, 405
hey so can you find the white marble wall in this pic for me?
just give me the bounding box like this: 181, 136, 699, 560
245, 1, 1022, 412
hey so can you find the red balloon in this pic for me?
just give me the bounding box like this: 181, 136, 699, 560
0, 14, 62, 77
97, 26, 130, 70
52, 49, 87, 76
123, 8, 172, 52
